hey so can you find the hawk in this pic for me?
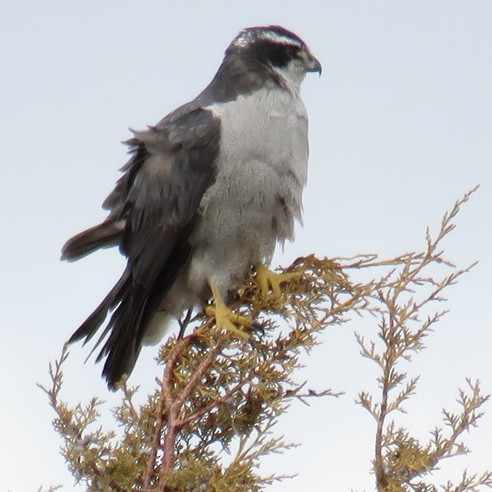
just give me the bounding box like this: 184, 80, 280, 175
62, 25, 321, 389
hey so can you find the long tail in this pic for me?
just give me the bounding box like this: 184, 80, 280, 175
61, 220, 124, 261
96, 283, 150, 389
65, 221, 190, 389
69, 266, 162, 390
68, 268, 145, 390
68, 268, 131, 345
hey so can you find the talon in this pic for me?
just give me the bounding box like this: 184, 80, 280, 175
207, 283, 252, 339
255, 264, 302, 299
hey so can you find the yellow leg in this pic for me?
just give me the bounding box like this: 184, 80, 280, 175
205, 282, 252, 339
255, 264, 302, 299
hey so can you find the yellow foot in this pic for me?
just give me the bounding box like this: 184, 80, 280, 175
206, 282, 252, 340
255, 264, 302, 299
205, 304, 252, 339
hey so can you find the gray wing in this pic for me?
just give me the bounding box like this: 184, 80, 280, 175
65, 105, 220, 388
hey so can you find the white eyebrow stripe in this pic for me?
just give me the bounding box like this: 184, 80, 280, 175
233, 30, 303, 48
258, 31, 302, 45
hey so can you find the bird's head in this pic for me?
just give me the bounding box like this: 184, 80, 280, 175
227, 25, 321, 86
203, 25, 321, 102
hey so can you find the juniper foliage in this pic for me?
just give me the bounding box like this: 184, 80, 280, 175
41, 189, 491, 491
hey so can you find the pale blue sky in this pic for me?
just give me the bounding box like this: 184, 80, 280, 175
1, 1, 491, 490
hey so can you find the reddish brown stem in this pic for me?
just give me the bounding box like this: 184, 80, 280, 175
375, 382, 389, 491
178, 380, 247, 428
142, 338, 190, 489
157, 341, 222, 491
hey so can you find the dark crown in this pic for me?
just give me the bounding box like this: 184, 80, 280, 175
228, 26, 307, 68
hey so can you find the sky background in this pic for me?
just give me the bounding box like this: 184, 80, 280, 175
1, 1, 491, 490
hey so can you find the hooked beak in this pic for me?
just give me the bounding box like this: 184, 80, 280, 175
306, 54, 322, 75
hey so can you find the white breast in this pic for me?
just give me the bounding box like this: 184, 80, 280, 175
208, 85, 309, 188
163, 85, 310, 314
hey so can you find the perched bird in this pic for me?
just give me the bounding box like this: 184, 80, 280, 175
62, 25, 321, 389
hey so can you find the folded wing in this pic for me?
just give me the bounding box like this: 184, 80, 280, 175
63, 105, 220, 388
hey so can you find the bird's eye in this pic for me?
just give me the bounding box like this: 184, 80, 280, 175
285, 46, 300, 59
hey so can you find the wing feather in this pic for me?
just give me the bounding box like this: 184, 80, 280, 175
66, 105, 220, 388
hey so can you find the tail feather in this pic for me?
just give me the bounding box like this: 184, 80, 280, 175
64, 222, 160, 389
97, 241, 192, 388
68, 268, 131, 348
61, 220, 124, 261
68, 266, 150, 390
97, 284, 149, 389
65, 222, 192, 390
